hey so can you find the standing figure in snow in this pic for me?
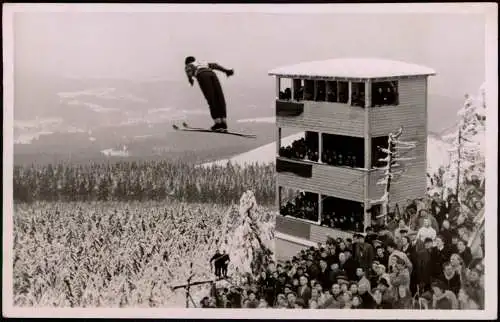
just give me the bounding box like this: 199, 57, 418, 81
210, 249, 223, 279
184, 56, 234, 131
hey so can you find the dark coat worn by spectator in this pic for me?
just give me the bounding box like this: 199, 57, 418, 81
354, 241, 375, 271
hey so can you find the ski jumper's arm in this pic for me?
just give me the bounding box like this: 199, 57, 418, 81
208, 63, 234, 76
185, 64, 196, 85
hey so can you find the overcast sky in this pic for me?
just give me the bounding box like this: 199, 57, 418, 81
13, 9, 486, 97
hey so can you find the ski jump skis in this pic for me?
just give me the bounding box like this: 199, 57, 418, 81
173, 122, 256, 139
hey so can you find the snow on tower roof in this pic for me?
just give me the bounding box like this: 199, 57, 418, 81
268, 58, 436, 79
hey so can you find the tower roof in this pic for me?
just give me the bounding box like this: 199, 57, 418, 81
268, 58, 436, 79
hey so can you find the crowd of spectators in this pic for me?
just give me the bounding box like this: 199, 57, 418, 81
372, 82, 399, 107
279, 138, 319, 162
279, 136, 363, 169
280, 192, 319, 222
208, 191, 484, 310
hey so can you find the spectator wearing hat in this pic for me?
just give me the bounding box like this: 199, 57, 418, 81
431, 280, 459, 309
353, 233, 375, 271
377, 277, 395, 306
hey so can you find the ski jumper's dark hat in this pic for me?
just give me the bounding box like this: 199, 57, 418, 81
185, 56, 196, 65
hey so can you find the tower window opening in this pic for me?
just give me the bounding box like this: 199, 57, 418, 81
293, 79, 304, 101
321, 134, 364, 168
279, 130, 319, 162
337, 81, 349, 103
326, 81, 338, 102
351, 82, 366, 107
371, 81, 399, 107
304, 79, 315, 101
371, 136, 390, 168
279, 188, 319, 223
278, 78, 293, 101
316, 80, 326, 102
321, 195, 365, 232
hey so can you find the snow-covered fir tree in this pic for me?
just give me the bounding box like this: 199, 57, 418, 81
442, 84, 486, 200
372, 127, 416, 220
222, 190, 275, 279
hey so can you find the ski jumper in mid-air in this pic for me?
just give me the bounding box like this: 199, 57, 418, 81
184, 56, 234, 132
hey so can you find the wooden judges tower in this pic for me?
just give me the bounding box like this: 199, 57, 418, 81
268, 58, 436, 259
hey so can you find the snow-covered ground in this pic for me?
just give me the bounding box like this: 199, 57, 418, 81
203, 132, 453, 174
58, 87, 148, 103
101, 147, 130, 157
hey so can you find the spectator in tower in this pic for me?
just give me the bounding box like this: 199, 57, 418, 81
430, 280, 459, 310
353, 233, 375, 271
440, 261, 461, 296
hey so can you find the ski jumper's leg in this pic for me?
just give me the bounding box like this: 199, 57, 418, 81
210, 72, 227, 119
197, 71, 218, 120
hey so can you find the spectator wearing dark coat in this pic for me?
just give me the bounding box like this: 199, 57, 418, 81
415, 237, 435, 293
297, 275, 312, 306
353, 234, 375, 271
440, 262, 461, 296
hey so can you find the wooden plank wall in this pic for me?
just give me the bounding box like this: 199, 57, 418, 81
277, 161, 366, 201
276, 101, 365, 137
368, 77, 428, 208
